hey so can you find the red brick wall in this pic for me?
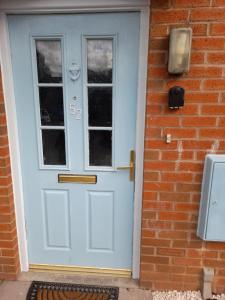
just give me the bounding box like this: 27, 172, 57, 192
0, 71, 20, 280
140, 0, 225, 293
2, 1, 225, 291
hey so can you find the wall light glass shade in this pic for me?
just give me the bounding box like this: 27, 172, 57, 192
168, 28, 192, 75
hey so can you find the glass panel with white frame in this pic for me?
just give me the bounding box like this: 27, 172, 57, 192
35, 39, 66, 166
86, 38, 113, 168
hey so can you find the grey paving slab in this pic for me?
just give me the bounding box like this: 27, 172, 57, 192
18, 271, 139, 288
0, 281, 30, 300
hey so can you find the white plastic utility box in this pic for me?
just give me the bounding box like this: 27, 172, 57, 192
197, 154, 225, 241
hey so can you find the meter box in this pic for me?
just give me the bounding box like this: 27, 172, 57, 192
197, 154, 225, 241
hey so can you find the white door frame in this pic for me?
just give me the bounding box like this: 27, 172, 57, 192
0, 0, 150, 279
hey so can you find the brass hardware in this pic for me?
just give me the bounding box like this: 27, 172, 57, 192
58, 174, 97, 184
29, 264, 131, 278
117, 150, 135, 181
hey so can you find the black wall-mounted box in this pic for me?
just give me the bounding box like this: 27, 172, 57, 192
168, 86, 184, 109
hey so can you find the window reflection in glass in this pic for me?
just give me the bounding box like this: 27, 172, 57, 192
88, 87, 112, 127
89, 130, 112, 166
39, 87, 64, 126
87, 39, 113, 83
42, 129, 66, 165
36, 40, 62, 83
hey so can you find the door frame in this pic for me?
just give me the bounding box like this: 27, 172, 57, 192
0, 0, 150, 279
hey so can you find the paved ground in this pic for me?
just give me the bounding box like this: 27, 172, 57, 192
0, 272, 153, 300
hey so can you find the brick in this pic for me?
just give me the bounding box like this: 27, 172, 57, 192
148, 67, 168, 78
143, 191, 158, 201
163, 128, 197, 138
156, 265, 185, 274
142, 230, 156, 239
159, 212, 189, 221
172, 0, 210, 7
200, 128, 225, 138
178, 162, 203, 172
147, 92, 167, 104
145, 127, 162, 138
152, 10, 189, 24
191, 8, 225, 21
142, 211, 157, 220
149, 39, 168, 51
141, 248, 155, 257
182, 140, 213, 149
143, 201, 173, 210
174, 222, 196, 230
147, 116, 179, 127
161, 172, 193, 182
212, 0, 225, 6
142, 255, 170, 264
1, 249, 17, 257
191, 24, 208, 36
186, 267, 202, 275
141, 271, 171, 282
159, 231, 188, 240
166, 79, 201, 90
160, 192, 190, 202
140, 262, 155, 272
189, 66, 222, 77
202, 105, 225, 114
144, 182, 174, 192
185, 92, 219, 103
191, 52, 205, 64
207, 52, 225, 63
151, 0, 171, 8
145, 140, 178, 150
203, 251, 218, 259
173, 257, 202, 266
144, 161, 175, 171
161, 151, 179, 160
219, 117, 225, 126
204, 79, 225, 90
192, 37, 225, 50
150, 25, 168, 37
144, 171, 160, 181
147, 220, 172, 230
204, 259, 225, 268
144, 150, 160, 160
141, 238, 171, 247
149, 52, 167, 65
162, 151, 194, 161
211, 23, 225, 35
175, 203, 199, 211
182, 117, 216, 127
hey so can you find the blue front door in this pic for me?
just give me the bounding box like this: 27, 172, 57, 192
8, 13, 140, 272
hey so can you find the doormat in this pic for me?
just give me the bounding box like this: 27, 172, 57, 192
26, 281, 119, 300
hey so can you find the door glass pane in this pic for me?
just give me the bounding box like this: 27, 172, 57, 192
89, 130, 112, 166
36, 40, 62, 83
87, 39, 113, 83
42, 129, 66, 165
88, 87, 112, 127
39, 87, 64, 126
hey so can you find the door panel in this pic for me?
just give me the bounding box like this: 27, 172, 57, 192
8, 13, 140, 270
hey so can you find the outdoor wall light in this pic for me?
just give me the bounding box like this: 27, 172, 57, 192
168, 28, 192, 75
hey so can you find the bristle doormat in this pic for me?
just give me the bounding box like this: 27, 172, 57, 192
26, 281, 119, 300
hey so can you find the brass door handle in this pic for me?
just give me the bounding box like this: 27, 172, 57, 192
117, 150, 135, 181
